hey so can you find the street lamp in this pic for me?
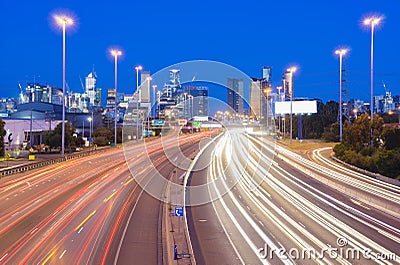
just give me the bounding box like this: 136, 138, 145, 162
335, 48, 348, 142
54, 15, 73, 156
287, 67, 297, 144
111, 49, 122, 147
364, 16, 382, 119
264, 88, 271, 129
188, 95, 193, 119
87, 116, 92, 139
147, 76, 152, 136
157, 90, 161, 118
364, 15, 382, 146
135, 65, 142, 142
152, 84, 157, 118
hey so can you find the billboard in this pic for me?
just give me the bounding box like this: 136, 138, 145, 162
275, 100, 317, 115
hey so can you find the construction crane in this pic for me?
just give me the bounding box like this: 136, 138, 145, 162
17, 81, 28, 104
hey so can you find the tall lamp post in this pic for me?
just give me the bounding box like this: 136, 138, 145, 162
335, 48, 348, 142
135, 65, 142, 142
147, 76, 152, 136
364, 16, 382, 145
188, 95, 193, 119
54, 15, 73, 156
287, 67, 297, 144
152, 84, 157, 118
364, 16, 381, 119
111, 49, 122, 147
264, 88, 271, 129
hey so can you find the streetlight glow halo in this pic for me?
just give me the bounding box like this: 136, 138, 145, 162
49, 9, 78, 34
360, 13, 385, 31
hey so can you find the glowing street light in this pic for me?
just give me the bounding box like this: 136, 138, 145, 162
54, 15, 73, 156
287, 67, 297, 144
111, 49, 122, 146
264, 88, 272, 128
87, 116, 92, 139
335, 48, 348, 142
147, 76, 152, 136
135, 65, 142, 142
363, 15, 383, 145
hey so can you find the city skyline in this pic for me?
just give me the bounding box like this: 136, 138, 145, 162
1, 1, 400, 103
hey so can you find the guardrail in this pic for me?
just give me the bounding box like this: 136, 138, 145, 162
331, 155, 400, 186
0, 148, 109, 178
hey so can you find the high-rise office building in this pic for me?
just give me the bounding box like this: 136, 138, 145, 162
227, 78, 244, 114
25, 83, 55, 103
282, 70, 293, 99
140, 71, 151, 103
250, 78, 263, 120
262, 66, 272, 87
85, 69, 97, 107
184, 85, 209, 117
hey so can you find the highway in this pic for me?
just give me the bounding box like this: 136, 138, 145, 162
0, 131, 210, 264
186, 128, 400, 265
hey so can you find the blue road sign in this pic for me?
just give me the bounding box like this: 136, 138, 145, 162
174, 207, 183, 217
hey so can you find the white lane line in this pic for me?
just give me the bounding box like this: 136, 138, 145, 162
59, 250, 67, 259
280, 207, 286, 212
259, 220, 265, 227
77, 227, 83, 234
378, 229, 400, 244
30, 228, 38, 235
0, 253, 8, 262
298, 222, 306, 229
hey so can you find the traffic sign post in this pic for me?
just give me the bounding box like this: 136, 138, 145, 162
174, 206, 183, 233
174, 207, 183, 217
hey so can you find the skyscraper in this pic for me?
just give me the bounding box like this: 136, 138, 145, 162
250, 78, 264, 120
140, 71, 151, 103
282, 70, 293, 99
262, 66, 272, 87
227, 78, 244, 114
85, 69, 97, 107
184, 85, 208, 117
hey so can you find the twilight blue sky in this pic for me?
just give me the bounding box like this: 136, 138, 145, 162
1, 0, 399, 103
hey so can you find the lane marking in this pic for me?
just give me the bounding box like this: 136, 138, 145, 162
74, 210, 96, 231
0, 253, 8, 262
378, 229, 400, 244
124, 178, 134, 186
41, 248, 57, 265
59, 250, 67, 259
78, 227, 84, 234
30, 228, 38, 235
104, 191, 118, 202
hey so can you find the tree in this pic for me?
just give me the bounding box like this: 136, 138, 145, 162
0, 119, 6, 157
92, 127, 123, 146
44, 122, 76, 152
382, 126, 400, 150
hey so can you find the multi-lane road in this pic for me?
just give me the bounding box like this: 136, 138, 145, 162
1, 126, 399, 265
186, 128, 400, 265
0, 131, 209, 264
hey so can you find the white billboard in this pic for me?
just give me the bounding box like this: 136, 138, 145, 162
275, 100, 317, 115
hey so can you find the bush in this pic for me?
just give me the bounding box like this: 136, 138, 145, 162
376, 150, 400, 178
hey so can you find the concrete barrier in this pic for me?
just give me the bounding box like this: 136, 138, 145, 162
0, 148, 108, 178
331, 155, 400, 186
